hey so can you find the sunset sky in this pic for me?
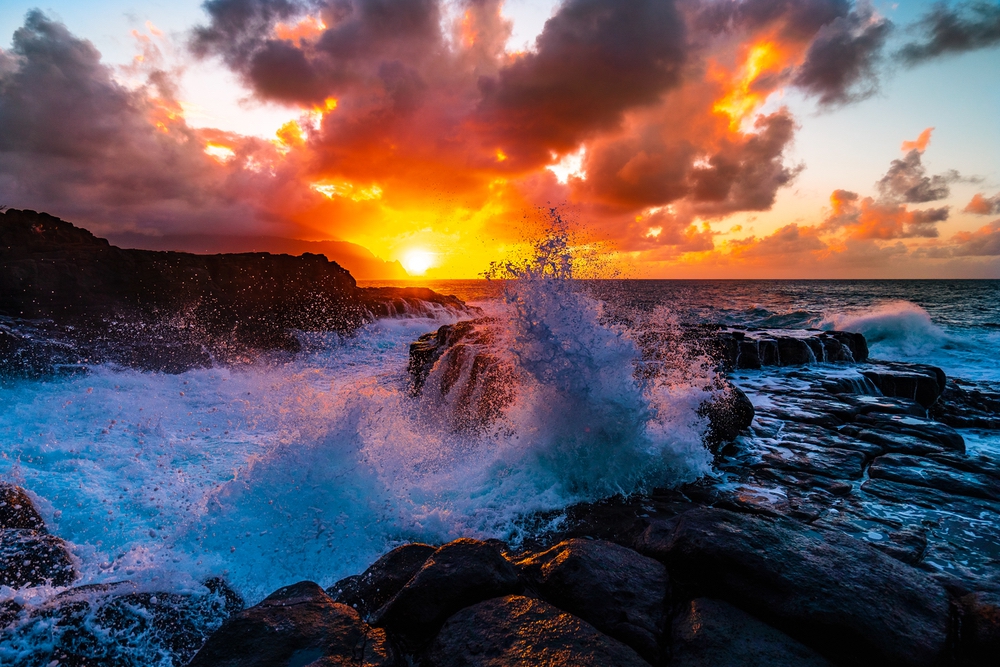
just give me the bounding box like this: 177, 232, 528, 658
1, 1, 999, 278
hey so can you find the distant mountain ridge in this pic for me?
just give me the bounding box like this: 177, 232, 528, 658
107, 232, 410, 280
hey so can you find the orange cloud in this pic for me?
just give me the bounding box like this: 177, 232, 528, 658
964, 193, 1000, 215
901, 127, 933, 153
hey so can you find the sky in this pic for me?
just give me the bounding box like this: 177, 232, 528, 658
1, 1, 999, 278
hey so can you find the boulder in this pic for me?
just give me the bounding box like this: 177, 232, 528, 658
188, 580, 395, 667
0, 483, 46, 531
327, 542, 436, 618
635, 508, 950, 665
957, 592, 1000, 667
424, 595, 649, 667
516, 539, 667, 663
671, 598, 831, 667
0, 578, 242, 666
0, 528, 75, 587
700, 383, 755, 448
371, 539, 520, 648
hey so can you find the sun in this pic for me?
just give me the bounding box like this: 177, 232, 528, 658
401, 248, 436, 276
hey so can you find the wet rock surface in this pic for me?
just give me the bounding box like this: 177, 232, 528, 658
0, 483, 46, 531
0, 528, 76, 587
670, 597, 832, 667
371, 538, 521, 648
636, 507, 950, 666
516, 538, 667, 663
425, 595, 650, 667
2, 323, 999, 666
188, 581, 395, 667
327, 542, 436, 618
1, 579, 242, 667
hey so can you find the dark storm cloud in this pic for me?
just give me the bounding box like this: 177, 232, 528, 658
689, 111, 802, 215
791, 7, 891, 105
694, 0, 891, 106
898, 1, 1000, 64
475, 0, 688, 163
0, 11, 294, 235
876, 149, 958, 203
192, 0, 443, 105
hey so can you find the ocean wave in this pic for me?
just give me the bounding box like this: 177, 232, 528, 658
820, 300, 948, 358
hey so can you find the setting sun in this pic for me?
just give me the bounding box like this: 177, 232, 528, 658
400, 248, 436, 276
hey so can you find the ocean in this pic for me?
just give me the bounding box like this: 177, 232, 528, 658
1, 278, 998, 662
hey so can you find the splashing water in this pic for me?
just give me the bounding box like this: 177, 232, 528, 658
821, 300, 948, 357
0, 228, 714, 618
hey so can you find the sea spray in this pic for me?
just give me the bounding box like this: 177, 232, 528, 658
821, 300, 948, 356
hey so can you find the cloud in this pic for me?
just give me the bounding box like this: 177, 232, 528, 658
822, 189, 949, 239
951, 219, 1000, 255
964, 192, 1000, 215
876, 148, 958, 203
901, 126, 933, 152
791, 3, 891, 105
898, 1, 1000, 64
731, 222, 826, 256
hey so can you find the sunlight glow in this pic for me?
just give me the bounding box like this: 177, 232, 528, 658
204, 143, 235, 161
401, 249, 437, 276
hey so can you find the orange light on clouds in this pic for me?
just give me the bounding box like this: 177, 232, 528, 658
901, 127, 934, 153
204, 143, 236, 161
274, 16, 327, 42
310, 182, 384, 202
713, 41, 787, 130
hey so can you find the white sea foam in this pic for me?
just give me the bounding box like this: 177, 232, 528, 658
821, 300, 947, 357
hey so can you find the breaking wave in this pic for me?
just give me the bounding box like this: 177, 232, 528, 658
821, 300, 948, 358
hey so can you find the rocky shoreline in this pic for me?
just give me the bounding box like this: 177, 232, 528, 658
2, 318, 999, 665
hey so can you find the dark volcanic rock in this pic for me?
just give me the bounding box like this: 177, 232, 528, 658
861, 364, 946, 408
0, 209, 471, 374
710, 329, 867, 369
932, 379, 1000, 429
671, 597, 832, 667
0, 483, 46, 531
635, 507, 950, 665
516, 538, 667, 663
189, 580, 395, 667
868, 453, 1000, 502
327, 542, 436, 619
1, 578, 242, 666
701, 383, 755, 448
957, 592, 1000, 667
0, 528, 75, 587
755, 443, 867, 479
424, 595, 649, 667
371, 538, 520, 648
